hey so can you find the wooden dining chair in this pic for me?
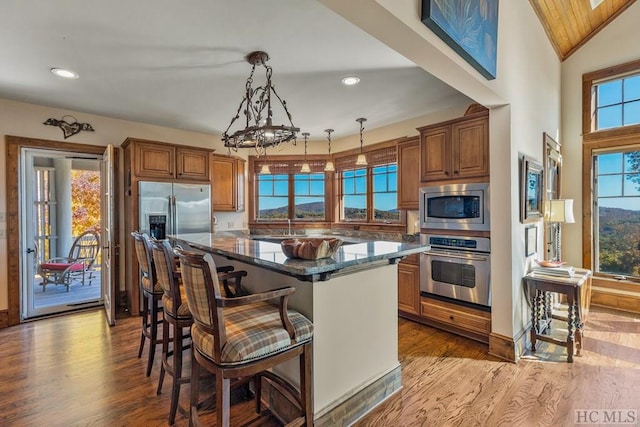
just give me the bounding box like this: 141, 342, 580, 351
176, 249, 314, 427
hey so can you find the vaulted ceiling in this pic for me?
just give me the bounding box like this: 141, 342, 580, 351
529, 0, 637, 60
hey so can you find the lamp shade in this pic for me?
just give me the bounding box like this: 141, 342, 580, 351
355, 153, 368, 166
324, 160, 335, 172
544, 199, 575, 223
259, 164, 271, 174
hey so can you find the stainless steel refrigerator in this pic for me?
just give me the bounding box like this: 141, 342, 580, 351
138, 181, 212, 238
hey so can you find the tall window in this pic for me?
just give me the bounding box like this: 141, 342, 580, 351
336, 145, 399, 223
584, 61, 640, 284
294, 173, 325, 220
254, 159, 327, 221
257, 174, 289, 220
342, 168, 367, 221
372, 164, 399, 222
593, 149, 640, 278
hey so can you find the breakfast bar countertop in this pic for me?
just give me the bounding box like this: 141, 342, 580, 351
171, 232, 430, 282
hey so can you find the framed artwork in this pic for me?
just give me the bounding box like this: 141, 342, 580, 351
521, 155, 544, 223
421, 0, 499, 80
525, 225, 537, 256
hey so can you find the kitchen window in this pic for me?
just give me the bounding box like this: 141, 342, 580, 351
335, 145, 399, 224
252, 158, 328, 222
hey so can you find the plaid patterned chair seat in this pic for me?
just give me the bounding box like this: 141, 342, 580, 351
176, 249, 314, 427
161, 288, 191, 318
192, 301, 313, 365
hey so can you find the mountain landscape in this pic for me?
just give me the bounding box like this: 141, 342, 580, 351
598, 207, 640, 277
258, 201, 400, 221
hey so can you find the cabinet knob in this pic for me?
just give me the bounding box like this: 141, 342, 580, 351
449, 315, 454, 321
454, 170, 459, 175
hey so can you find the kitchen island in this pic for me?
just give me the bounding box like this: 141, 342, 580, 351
171, 232, 429, 425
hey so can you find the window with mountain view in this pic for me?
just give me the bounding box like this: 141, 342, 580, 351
584, 62, 640, 282
593, 150, 640, 278
257, 174, 289, 220
372, 164, 399, 222
342, 168, 367, 221
294, 173, 325, 220
256, 171, 326, 221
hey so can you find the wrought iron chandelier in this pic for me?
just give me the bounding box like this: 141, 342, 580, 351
222, 51, 299, 155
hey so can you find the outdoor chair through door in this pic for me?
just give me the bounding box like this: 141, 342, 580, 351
38, 229, 100, 292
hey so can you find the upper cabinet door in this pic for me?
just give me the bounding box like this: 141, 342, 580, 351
176, 147, 210, 181
135, 142, 176, 179
452, 116, 489, 179
398, 138, 420, 210
420, 125, 451, 181
212, 155, 245, 212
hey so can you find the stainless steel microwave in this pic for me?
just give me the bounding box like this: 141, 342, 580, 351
419, 183, 490, 231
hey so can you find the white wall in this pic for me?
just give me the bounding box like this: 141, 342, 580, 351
0, 97, 247, 310
560, 1, 640, 268
320, 0, 561, 343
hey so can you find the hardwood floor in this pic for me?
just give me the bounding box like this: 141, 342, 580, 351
0, 307, 637, 426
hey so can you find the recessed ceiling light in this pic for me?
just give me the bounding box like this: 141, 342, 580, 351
341, 76, 360, 86
50, 68, 79, 79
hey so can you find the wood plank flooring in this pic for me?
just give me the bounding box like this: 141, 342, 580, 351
0, 307, 637, 426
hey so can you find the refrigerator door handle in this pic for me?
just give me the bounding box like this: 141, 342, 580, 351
172, 195, 177, 235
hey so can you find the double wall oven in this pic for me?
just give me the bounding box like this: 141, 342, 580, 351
419, 183, 491, 308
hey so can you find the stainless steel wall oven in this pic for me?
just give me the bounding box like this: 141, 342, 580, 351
420, 234, 491, 307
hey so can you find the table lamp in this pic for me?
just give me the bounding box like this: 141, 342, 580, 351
544, 199, 575, 262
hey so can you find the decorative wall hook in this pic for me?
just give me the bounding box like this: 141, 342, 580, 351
43, 115, 95, 139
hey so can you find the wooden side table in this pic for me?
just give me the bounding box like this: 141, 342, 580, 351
523, 268, 592, 362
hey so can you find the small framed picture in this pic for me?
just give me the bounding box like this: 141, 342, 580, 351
520, 155, 544, 223
525, 225, 537, 256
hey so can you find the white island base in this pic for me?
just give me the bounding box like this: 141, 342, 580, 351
212, 255, 401, 425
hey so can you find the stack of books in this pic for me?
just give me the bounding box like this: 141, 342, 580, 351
532, 266, 575, 278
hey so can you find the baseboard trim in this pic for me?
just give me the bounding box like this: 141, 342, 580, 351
263, 365, 402, 427
488, 324, 530, 363
0, 309, 8, 329
591, 287, 640, 314
488, 332, 516, 362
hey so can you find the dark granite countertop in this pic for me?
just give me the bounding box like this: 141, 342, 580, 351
171, 232, 430, 282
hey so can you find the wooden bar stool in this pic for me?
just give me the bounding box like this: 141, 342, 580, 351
131, 231, 164, 377
176, 249, 314, 427
151, 239, 250, 424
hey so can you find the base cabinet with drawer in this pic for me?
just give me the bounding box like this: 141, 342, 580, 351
420, 296, 492, 343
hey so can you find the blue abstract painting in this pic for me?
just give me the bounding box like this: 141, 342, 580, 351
421, 0, 499, 80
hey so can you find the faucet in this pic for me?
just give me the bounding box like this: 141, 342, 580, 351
287, 219, 291, 236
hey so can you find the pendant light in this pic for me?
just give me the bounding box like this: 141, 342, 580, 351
355, 117, 368, 166
324, 128, 335, 172
300, 132, 311, 173
258, 148, 271, 174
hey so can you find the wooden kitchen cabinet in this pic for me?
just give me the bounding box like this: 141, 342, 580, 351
420, 295, 491, 343
130, 138, 210, 181
419, 110, 489, 183
397, 137, 420, 210
212, 154, 245, 212
398, 253, 421, 316
121, 137, 215, 316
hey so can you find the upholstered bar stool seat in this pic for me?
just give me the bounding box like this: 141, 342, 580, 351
191, 302, 313, 365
